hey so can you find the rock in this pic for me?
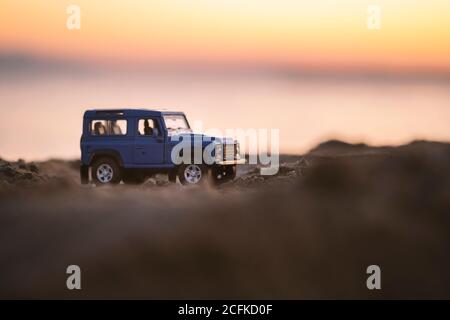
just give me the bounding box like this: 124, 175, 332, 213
29, 163, 39, 173
0, 158, 49, 188
21, 172, 34, 180
2, 166, 17, 178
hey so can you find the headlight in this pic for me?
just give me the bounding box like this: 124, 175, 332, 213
215, 143, 223, 161
235, 142, 240, 155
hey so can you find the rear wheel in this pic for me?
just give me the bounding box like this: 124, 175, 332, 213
92, 157, 122, 185
178, 164, 208, 185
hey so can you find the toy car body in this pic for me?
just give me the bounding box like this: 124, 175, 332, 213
80, 109, 244, 185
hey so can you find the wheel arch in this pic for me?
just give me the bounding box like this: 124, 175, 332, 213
89, 149, 124, 167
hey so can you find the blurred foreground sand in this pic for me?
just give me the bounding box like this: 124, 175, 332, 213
1, 140, 449, 299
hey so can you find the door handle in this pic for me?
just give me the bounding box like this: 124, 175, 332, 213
136, 147, 145, 150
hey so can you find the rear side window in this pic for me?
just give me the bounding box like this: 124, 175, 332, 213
90, 119, 127, 136
138, 118, 161, 136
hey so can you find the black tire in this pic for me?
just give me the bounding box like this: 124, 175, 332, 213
122, 171, 147, 185
212, 165, 236, 185
178, 164, 208, 186
226, 165, 237, 180
92, 157, 122, 186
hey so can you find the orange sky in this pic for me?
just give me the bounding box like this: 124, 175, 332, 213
1, 1, 450, 160
0, 0, 449, 71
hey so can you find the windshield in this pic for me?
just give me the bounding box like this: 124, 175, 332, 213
163, 115, 191, 133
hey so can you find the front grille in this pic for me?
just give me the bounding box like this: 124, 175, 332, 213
224, 144, 235, 160
216, 142, 240, 162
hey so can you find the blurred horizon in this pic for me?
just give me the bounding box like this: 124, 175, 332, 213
2, 50, 450, 79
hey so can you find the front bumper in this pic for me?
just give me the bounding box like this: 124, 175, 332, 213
215, 159, 246, 165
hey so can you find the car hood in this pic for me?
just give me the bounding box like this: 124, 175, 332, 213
168, 133, 235, 145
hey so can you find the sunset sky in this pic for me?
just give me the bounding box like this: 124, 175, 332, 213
1, 0, 450, 71
1, 1, 450, 160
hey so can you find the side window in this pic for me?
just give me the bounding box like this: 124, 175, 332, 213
138, 118, 161, 136
90, 119, 127, 136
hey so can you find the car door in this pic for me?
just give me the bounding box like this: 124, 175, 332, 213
134, 118, 165, 164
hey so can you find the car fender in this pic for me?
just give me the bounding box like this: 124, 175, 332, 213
88, 149, 124, 167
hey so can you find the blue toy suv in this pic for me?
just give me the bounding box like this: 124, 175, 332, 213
80, 109, 245, 186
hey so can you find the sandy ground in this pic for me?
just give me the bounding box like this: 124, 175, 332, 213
1, 140, 450, 299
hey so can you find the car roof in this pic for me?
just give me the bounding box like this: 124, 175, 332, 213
83, 108, 185, 118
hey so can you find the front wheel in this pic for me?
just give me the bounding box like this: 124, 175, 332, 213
212, 165, 236, 185
178, 164, 208, 185
92, 157, 122, 186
